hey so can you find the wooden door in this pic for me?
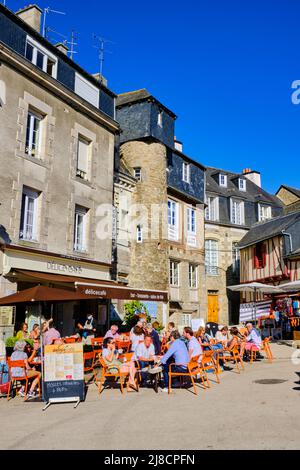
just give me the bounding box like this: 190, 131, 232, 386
207, 295, 219, 323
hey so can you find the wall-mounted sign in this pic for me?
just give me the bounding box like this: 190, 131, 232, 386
46, 261, 82, 274
76, 285, 168, 302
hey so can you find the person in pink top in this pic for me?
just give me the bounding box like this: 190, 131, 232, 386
43, 319, 61, 346
104, 324, 120, 340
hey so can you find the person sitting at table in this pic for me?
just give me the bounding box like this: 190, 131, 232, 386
240, 323, 263, 361
29, 324, 40, 351
160, 330, 189, 392
134, 335, 156, 385
43, 319, 61, 346
196, 327, 213, 347
10, 340, 41, 399
130, 325, 144, 352
16, 322, 29, 341
146, 323, 161, 355
215, 326, 230, 347
163, 322, 176, 341
104, 324, 120, 340
183, 327, 203, 361
102, 337, 138, 390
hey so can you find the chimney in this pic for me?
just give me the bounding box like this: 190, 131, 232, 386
174, 136, 183, 153
92, 73, 108, 88
242, 168, 262, 188
55, 42, 69, 55
16, 5, 42, 33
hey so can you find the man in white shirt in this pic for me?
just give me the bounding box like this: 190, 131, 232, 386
134, 335, 155, 385
183, 327, 203, 361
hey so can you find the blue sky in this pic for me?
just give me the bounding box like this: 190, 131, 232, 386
7, 0, 300, 193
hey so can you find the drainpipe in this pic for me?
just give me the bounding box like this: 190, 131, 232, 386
281, 231, 293, 255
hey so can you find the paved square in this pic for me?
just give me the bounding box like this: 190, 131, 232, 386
0, 343, 299, 450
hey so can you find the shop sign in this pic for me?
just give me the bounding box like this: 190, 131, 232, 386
47, 261, 82, 274
77, 285, 168, 302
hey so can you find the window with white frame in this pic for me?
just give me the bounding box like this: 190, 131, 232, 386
205, 196, 219, 221
182, 162, 190, 183
19, 187, 39, 241
205, 239, 219, 276
230, 198, 245, 225
219, 174, 227, 187
232, 242, 240, 273
187, 207, 196, 247
136, 225, 143, 243
182, 313, 192, 327
134, 167, 142, 181
238, 178, 246, 191
168, 199, 179, 241
25, 38, 57, 78
169, 260, 179, 286
74, 205, 88, 252
25, 110, 43, 157
189, 264, 198, 288
76, 136, 90, 179
258, 204, 272, 222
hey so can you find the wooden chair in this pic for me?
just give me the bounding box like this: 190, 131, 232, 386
261, 337, 273, 362
7, 359, 41, 401
97, 357, 131, 394
116, 340, 131, 353
249, 345, 260, 364
63, 337, 76, 344
219, 346, 244, 373
200, 350, 220, 387
168, 355, 207, 395
91, 337, 104, 347
83, 352, 96, 383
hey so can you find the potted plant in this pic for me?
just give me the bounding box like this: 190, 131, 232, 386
5, 336, 17, 357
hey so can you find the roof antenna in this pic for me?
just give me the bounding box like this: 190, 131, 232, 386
42, 7, 66, 38
93, 34, 114, 85
67, 30, 79, 60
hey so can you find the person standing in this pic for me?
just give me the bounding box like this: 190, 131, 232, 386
146, 323, 161, 355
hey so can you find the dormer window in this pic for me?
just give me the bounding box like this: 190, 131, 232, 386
239, 178, 246, 191
219, 174, 227, 187
134, 167, 142, 181
182, 162, 190, 183
25, 37, 57, 78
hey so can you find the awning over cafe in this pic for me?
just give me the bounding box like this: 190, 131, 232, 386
75, 282, 168, 302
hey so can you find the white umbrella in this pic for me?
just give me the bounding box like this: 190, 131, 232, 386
227, 282, 281, 322
280, 280, 300, 292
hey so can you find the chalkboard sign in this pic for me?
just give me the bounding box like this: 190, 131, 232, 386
43, 343, 84, 406
43, 379, 85, 402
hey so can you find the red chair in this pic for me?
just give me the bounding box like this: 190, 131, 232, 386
7, 359, 41, 401
83, 352, 96, 383
116, 340, 131, 353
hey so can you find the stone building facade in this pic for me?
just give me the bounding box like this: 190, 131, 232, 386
276, 185, 300, 214
205, 167, 283, 325
0, 4, 118, 334
116, 90, 206, 328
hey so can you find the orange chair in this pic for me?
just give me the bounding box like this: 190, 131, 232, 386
7, 359, 41, 401
219, 346, 244, 374
200, 350, 220, 387
116, 340, 131, 353
63, 337, 76, 344
83, 352, 96, 383
168, 355, 208, 395
97, 357, 132, 394
91, 337, 104, 347
261, 337, 273, 362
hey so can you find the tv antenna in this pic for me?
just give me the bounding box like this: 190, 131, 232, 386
42, 7, 66, 38
93, 34, 114, 86
68, 31, 79, 60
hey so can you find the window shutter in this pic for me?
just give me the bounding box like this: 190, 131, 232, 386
77, 139, 89, 173
253, 247, 259, 269
262, 243, 267, 268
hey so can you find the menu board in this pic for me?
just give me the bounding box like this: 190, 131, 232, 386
43, 343, 84, 402
0, 306, 15, 326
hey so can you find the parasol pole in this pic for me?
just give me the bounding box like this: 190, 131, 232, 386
254, 286, 257, 325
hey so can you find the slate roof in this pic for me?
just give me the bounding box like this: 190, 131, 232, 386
238, 211, 300, 248
276, 185, 300, 199
116, 89, 177, 118
206, 167, 282, 206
